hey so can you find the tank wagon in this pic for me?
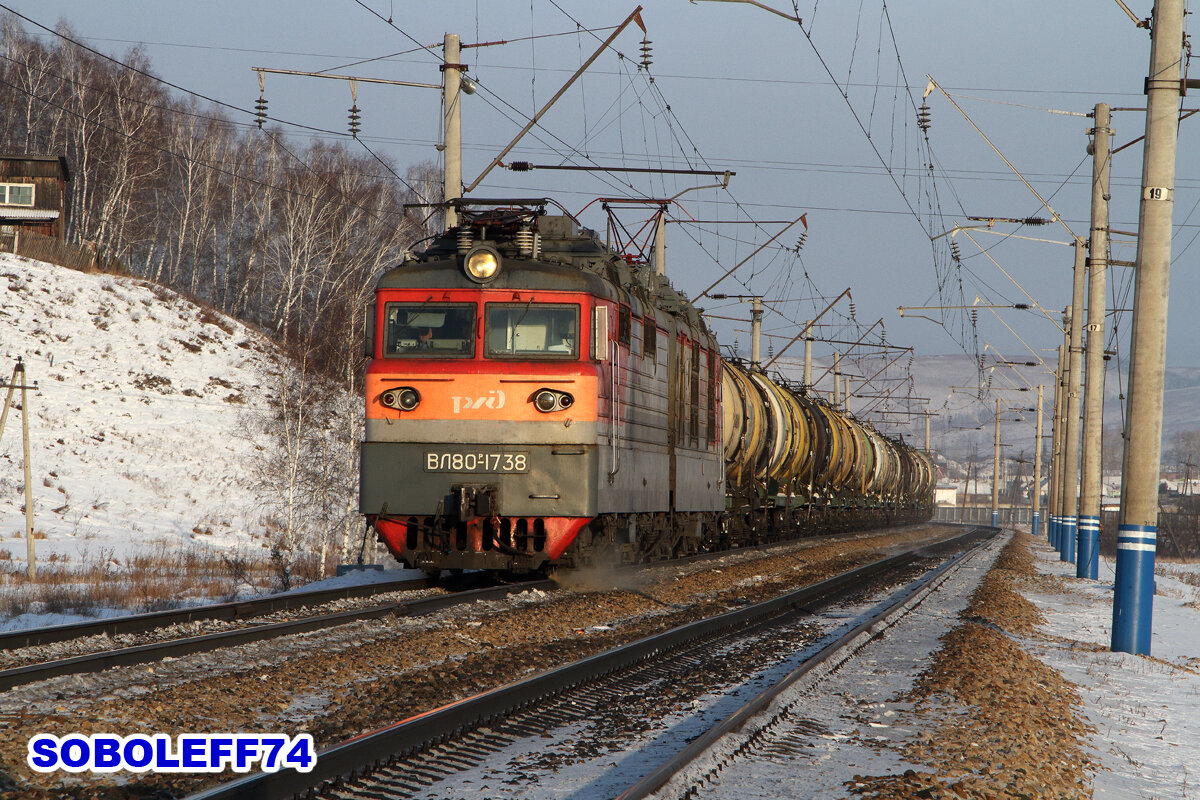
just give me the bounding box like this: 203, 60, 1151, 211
360, 200, 934, 573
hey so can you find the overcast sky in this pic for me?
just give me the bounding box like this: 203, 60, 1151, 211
5, 1, 1193, 436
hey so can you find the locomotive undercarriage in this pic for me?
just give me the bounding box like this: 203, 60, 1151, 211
374, 495, 930, 575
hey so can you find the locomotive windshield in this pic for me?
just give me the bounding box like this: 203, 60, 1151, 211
485, 303, 579, 359
385, 303, 476, 357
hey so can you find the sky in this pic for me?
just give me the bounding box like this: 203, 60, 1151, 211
4, 0, 1196, 433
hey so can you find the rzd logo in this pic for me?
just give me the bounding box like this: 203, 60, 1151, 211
452, 390, 505, 414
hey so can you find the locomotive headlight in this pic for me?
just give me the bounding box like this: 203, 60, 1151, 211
381, 387, 421, 411
464, 245, 501, 283
532, 389, 573, 412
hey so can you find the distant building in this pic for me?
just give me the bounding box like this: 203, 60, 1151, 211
0, 154, 70, 250
934, 484, 958, 507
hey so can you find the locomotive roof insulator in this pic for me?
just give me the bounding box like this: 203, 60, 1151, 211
516, 225, 534, 258
457, 227, 474, 255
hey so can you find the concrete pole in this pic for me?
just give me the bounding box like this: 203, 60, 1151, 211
1056, 329, 1071, 557
1079, 102, 1112, 580
992, 397, 1001, 528
1049, 344, 1065, 548
750, 297, 763, 369
1114, 0, 1184, 655
654, 211, 667, 278
803, 334, 812, 388
1061, 240, 1088, 564
925, 410, 931, 453
833, 352, 841, 407
443, 34, 463, 229
1033, 383, 1044, 538
19, 360, 34, 579
843, 376, 851, 413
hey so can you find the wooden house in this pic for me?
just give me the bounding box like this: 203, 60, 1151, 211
0, 154, 70, 251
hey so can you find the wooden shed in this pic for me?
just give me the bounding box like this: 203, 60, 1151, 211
0, 154, 70, 251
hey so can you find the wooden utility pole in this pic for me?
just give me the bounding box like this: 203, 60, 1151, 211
1114, 0, 1184, 655
1079, 102, 1112, 580
0, 359, 37, 578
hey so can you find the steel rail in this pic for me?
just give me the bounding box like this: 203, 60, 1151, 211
0, 579, 554, 692
184, 525, 994, 800
614, 525, 996, 800
0, 576, 435, 651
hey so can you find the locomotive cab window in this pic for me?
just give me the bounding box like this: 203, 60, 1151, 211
485, 303, 579, 359
385, 303, 476, 357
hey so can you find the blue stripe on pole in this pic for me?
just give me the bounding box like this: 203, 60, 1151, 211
1112, 522, 1156, 655
1077, 515, 1099, 579
1061, 516, 1077, 563
991, 509, 999, 528
1032, 511, 1041, 539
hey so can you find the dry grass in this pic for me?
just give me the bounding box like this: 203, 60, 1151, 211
0, 543, 284, 619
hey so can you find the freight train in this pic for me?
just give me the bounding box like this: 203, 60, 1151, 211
360, 200, 934, 573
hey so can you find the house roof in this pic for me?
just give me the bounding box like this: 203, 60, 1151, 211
0, 154, 71, 182
0, 208, 60, 221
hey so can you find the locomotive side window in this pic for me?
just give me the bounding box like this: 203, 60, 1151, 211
485, 303, 580, 359
642, 318, 657, 362
618, 305, 632, 346
384, 303, 476, 357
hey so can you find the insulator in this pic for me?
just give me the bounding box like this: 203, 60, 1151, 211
348, 104, 361, 138
457, 227, 473, 253
848, 301, 857, 319
917, 102, 931, 133
508, 161, 534, 172
515, 226, 534, 257
640, 38, 653, 70
950, 240, 961, 262
254, 94, 268, 129
794, 232, 807, 252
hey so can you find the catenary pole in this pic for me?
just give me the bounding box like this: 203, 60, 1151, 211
1080, 102, 1112, 580
1114, 0, 1183, 655
992, 397, 1001, 528
1050, 344, 1065, 548
1061, 240, 1088, 564
443, 34, 463, 229
1033, 384, 1044, 538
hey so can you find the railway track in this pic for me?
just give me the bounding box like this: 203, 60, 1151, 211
184, 524, 996, 800
0, 576, 553, 691
0, 575, 435, 651
0, 524, 937, 693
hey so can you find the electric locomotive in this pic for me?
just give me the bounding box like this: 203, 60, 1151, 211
360, 199, 934, 574
361, 200, 724, 573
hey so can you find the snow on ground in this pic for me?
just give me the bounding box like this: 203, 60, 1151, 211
1027, 546, 1200, 799
0, 253, 279, 569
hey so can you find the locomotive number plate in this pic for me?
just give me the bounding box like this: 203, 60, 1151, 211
424, 451, 529, 473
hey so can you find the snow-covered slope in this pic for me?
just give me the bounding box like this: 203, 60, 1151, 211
0, 253, 278, 571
